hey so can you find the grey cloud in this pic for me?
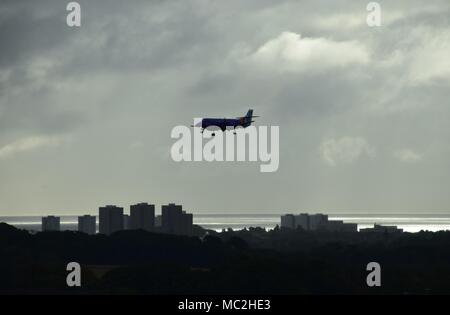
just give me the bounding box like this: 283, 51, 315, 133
0, 0, 450, 214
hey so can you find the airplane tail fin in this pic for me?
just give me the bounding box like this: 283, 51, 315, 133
236, 109, 259, 127
242, 109, 258, 127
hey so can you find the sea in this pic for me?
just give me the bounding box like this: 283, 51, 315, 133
1, 213, 450, 233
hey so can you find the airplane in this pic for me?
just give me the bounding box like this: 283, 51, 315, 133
193, 109, 259, 136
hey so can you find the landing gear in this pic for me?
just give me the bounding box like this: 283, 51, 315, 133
212, 133, 215, 137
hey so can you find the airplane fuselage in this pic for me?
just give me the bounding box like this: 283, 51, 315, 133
201, 118, 245, 131
195, 109, 256, 133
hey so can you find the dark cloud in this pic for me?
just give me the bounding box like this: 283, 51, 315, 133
0, 0, 449, 214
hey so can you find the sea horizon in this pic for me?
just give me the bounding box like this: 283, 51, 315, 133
2, 213, 450, 233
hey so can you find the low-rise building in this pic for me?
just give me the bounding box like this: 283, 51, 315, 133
280, 213, 357, 232
78, 215, 96, 235
309, 214, 329, 230
42, 216, 60, 231
294, 213, 310, 230
318, 220, 358, 232
360, 224, 403, 234
281, 214, 295, 229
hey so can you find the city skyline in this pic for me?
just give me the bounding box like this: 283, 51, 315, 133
41, 202, 194, 236
39, 209, 407, 235
7, 208, 448, 233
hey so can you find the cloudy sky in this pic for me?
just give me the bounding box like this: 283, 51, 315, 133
1, 0, 449, 215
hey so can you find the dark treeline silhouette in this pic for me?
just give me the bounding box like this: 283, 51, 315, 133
1, 223, 450, 294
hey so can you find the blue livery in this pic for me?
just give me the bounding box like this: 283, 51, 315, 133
197, 109, 258, 134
